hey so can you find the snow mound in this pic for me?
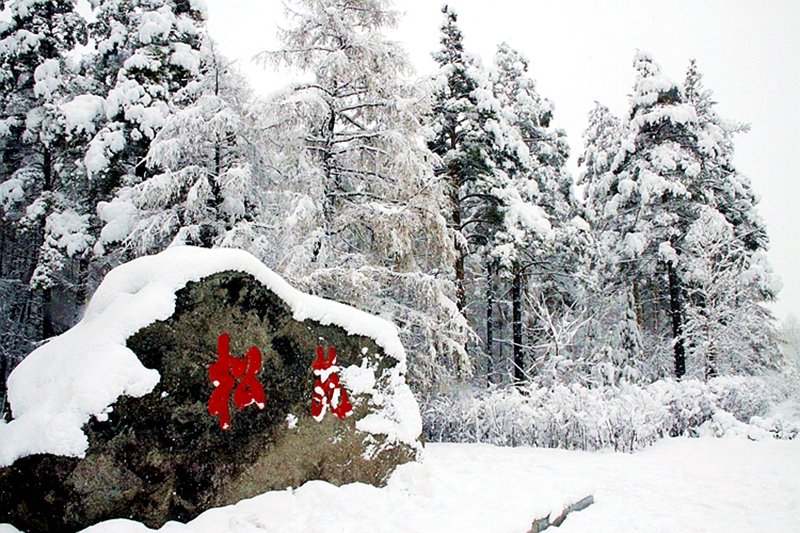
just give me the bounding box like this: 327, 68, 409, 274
0, 246, 418, 468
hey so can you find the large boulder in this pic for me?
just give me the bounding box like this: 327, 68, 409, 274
0, 247, 421, 532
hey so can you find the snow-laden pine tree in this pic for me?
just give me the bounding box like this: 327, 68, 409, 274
25, 69, 106, 331
259, 0, 468, 393
427, 5, 509, 320
577, 103, 652, 384
681, 207, 780, 377
92, 45, 268, 257
0, 0, 92, 410
681, 59, 770, 264
587, 52, 780, 380
579, 102, 622, 226
678, 60, 781, 378
487, 43, 587, 385
594, 52, 704, 379
84, 0, 209, 200
427, 9, 544, 384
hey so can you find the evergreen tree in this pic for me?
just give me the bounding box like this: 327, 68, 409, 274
427, 5, 508, 317
0, 0, 89, 409
84, 0, 209, 202
427, 8, 543, 384
681, 206, 780, 376
588, 52, 780, 380
577, 103, 652, 383
578, 102, 622, 226
93, 46, 265, 256
488, 43, 582, 385
682, 59, 769, 259
678, 60, 781, 377
598, 52, 703, 378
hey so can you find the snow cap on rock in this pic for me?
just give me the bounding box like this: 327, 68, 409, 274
0, 246, 419, 467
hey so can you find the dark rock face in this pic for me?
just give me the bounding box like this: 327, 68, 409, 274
0, 271, 417, 532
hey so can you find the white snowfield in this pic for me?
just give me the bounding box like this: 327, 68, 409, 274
0, 246, 421, 467
1, 436, 796, 533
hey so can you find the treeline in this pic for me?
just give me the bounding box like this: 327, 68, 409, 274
0, 0, 784, 412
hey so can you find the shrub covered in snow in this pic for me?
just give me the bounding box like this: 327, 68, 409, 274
422, 376, 798, 452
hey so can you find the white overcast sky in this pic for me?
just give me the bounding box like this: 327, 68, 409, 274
205, 0, 799, 322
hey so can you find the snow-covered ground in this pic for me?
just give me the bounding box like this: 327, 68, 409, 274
3, 435, 794, 533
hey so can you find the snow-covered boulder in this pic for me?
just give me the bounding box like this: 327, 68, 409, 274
0, 247, 421, 532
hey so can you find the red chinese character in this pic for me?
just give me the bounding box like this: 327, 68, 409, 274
312, 346, 353, 422
208, 333, 266, 430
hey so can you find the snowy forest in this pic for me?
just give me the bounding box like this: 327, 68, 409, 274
1, 0, 798, 446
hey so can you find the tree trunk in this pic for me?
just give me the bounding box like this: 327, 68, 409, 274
632, 279, 644, 329
705, 343, 717, 380
41, 286, 55, 339
43, 146, 52, 191
451, 174, 466, 313
485, 259, 494, 385
512, 269, 523, 385
0, 352, 7, 417
321, 107, 337, 231
667, 262, 686, 379
0, 220, 6, 277
41, 145, 55, 339
76, 256, 91, 313
454, 245, 465, 312
214, 144, 221, 178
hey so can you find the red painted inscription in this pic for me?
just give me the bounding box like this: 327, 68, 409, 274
312, 346, 353, 422
208, 333, 266, 430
